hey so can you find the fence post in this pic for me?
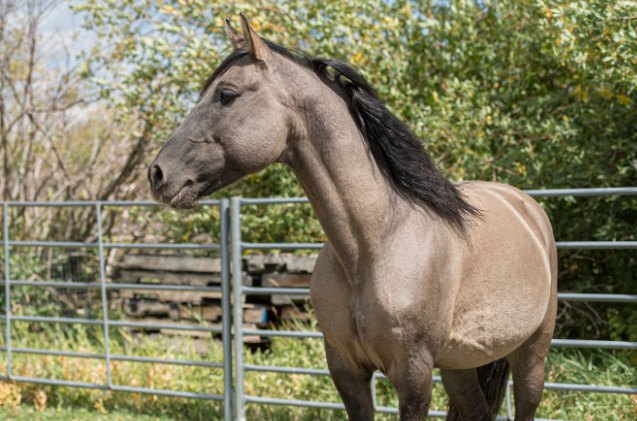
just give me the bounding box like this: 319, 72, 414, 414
230, 197, 245, 421
220, 199, 233, 421
2, 203, 11, 378
96, 203, 112, 388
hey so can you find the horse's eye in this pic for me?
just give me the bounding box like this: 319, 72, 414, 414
218, 88, 239, 105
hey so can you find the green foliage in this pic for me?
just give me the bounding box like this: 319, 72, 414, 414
72, 0, 637, 340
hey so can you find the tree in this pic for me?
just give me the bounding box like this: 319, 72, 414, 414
0, 0, 174, 244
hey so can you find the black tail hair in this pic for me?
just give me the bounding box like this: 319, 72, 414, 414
446, 358, 510, 420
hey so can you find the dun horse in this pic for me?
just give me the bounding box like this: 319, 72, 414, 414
149, 15, 557, 421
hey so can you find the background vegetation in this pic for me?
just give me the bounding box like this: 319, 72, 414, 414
0, 0, 636, 418
71, 0, 637, 340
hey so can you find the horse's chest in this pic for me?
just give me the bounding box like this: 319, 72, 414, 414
315, 291, 387, 368
312, 276, 415, 370
310, 244, 441, 370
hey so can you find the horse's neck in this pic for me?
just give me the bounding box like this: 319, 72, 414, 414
285, 87, 411, 276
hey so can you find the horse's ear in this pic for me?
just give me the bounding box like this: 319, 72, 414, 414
225, 18, 243, 49
239, 13, 271, 63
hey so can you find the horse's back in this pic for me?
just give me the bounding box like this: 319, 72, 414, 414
437, 181, 556, 368
463, 181, 554, 248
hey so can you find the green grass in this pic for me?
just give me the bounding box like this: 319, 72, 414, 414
0, 320, 635, 420
0, 405, 174, 421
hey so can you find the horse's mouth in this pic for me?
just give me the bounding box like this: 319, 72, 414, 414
168, 183, 199, 209
167, 179, 223, 209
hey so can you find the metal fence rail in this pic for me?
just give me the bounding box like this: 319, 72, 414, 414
231, 187, 637, 420
0, 186, 636, 420
0, 199, 233, 421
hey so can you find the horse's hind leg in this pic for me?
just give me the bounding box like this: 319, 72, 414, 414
507, 311, 555, 420
506, 344, 547, 421
441, 368, 490, 420
324, 341, 374, 421
507, 239, 558, 421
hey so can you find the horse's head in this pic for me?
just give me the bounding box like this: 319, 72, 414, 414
148, 15, 296, 208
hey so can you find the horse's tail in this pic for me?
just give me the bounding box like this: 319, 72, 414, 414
446, 358, 510, 421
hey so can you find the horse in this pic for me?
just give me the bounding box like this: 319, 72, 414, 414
148, 15, 557, 421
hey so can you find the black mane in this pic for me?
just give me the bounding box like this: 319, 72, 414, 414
202, 41, 480, 232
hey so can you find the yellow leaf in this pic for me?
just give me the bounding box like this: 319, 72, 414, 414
572, 85, 589, 103
94, 398, 108, 414
401, 4, 412, 17
0, 382, 22, 408
160, 5, 178, 15
351, 51, 365, 65
33, 390, 47, 413
598, 86, 613, 100
616, 94, 631, 106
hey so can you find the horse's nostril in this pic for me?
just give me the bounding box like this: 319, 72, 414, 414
150, 164, 163, 188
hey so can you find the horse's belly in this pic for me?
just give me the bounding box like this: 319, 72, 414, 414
437, 303, 544, 369
437, 261, 551, 369
434, 182, 554, 369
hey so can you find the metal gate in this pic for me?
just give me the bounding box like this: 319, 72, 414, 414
1, 188, 636, 420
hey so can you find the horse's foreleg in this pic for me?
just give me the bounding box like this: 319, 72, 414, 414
440, 368, 490, 420
324, 341, 374, 421
387, 351, 434, 421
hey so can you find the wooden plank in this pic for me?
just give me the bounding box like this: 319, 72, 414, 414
282, 255, 318, 273
244, 254, 318, 273
262, 273, 311, 305
171, 303, 223, 322
124, 316, 216, 326
125, 301, 261, 324
271, 294, 310, 305
123, 317, 220, 338
118, 289, 247, 306
119, 289, 221, 303
119, 254, 222, 273
243, 304, 268, 324
262, 273, 311, 288
201, 305, 223, 322
123, 300, 172, 318
158, 322, 260, 342
280, 305, 315, 322
117, 254, 317, 276
115, 269, 220, 286
244, 254, 286, 272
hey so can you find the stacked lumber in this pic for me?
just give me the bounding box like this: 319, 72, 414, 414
245, 254, 316, 322
110, 253, 318, 344
111, 254, 264, 342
